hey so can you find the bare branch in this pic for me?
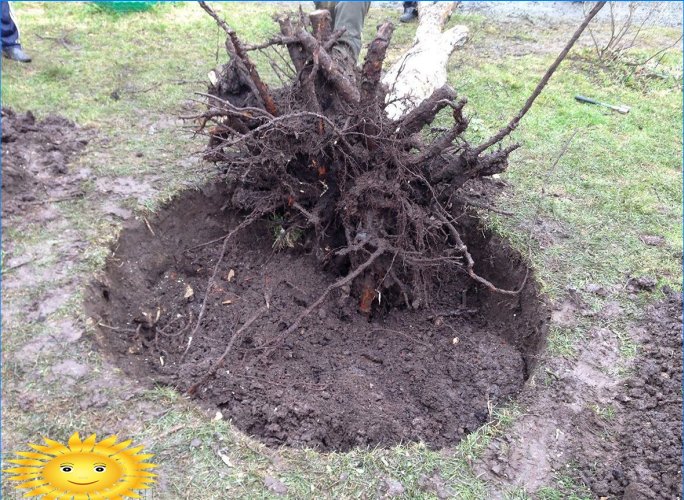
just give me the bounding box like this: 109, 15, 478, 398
186, 304, 268, 396
474, 1, 606, 155
198, 0, 279, 115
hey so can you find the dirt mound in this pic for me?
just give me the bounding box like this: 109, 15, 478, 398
1, 107, 90, 215
88, 182, 547, 452
579, 293, 683, 499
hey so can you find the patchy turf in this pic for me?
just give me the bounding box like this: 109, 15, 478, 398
2, 2, 681, 499
1, 107, 92, 216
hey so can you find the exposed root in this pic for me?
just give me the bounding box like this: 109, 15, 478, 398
180, 209, 268, 361
186, 303, 269, 396
280, 244, 386, 337
436, 209, 529, 296
188, 1, 605, 326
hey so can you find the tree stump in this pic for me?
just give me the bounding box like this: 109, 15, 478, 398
190, 1, 606, 317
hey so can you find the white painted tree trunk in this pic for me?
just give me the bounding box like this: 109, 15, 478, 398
383, 2, 469, 120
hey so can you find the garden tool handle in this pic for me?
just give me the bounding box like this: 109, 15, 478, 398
574, 95, 600, 105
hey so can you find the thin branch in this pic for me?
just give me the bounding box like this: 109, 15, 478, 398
186, 304, 268, 396
243, 35, 296, 51
209, 110, 354, 152
121, 79, 204, 95
473, 1, 606, 155
196, 91, 275, 120
436, 209, 528, 296
22, 193, 84, 205
372, 327, 432, 349
198, 0, 278, 115
527, 129, 578, 243
179, 212, 264, 362
2, 257, 35, 273
455, 196, 514, 216
626, 33, 683, 80
198, 0, 235, 36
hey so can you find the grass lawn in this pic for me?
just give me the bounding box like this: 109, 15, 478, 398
1, 2, 681, 499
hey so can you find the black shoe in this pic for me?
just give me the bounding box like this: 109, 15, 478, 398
3, 46, 31, 63
399, 7, 418, 23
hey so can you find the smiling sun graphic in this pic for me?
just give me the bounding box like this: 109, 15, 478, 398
4, 432, 157, 499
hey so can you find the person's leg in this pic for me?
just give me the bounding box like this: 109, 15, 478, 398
2, 2, 19, 48
312, 1, 369, 64
2, 2, 30, 62
314, 1, 334, 12
329, 1, 370, 60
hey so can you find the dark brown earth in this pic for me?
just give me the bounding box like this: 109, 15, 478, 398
577, 292, 682, 499
1, 107, 91, 216
88, 182, 547, 452
475, 288, 682, 499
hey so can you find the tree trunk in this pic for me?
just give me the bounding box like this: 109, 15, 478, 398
382, 2, 468, 120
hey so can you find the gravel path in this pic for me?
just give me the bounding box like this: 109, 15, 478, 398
364, 1, 682, 28
458, 1, 682, 28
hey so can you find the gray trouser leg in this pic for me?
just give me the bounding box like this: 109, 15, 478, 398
314, 1, 371, 59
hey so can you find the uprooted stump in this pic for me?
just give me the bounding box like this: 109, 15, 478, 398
181, 2, 602, 396
89, 2, 606, 449
193, 5, 527, 324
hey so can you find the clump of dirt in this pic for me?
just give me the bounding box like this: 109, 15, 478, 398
88, 183, 547, 452
578, 292, 682, 499
1, 107, 90, 215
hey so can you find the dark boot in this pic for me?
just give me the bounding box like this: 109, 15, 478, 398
400, 6, 418, 23
3, 45, 31, 62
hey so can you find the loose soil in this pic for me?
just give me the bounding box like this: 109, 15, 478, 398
576, 292, 683, 499
476, 290, 682, 499
88, 182, 547, 452
1, 107, 91, 216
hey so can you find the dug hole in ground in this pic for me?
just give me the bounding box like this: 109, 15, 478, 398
2, 1, 681, 499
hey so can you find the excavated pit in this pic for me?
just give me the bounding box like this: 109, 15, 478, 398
88, 182, 548, 452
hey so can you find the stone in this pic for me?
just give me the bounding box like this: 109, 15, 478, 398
264, 476, 288, 496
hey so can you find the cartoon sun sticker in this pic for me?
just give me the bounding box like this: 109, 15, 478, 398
3, 432, 157, 499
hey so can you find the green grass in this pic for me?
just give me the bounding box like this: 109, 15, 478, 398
536, 465, 594, 500
1, 3, 682, 499
443, 41, 682, 298
590, 403, 616, 421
